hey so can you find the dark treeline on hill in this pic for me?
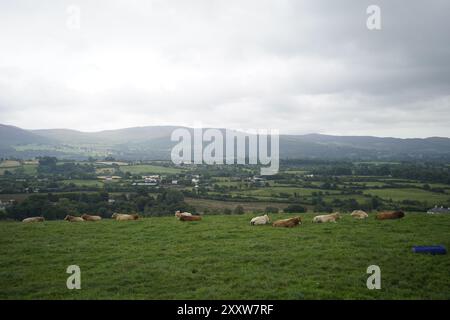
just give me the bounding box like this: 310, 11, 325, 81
37, 156, 96, 178
281, 159, 450, 184
3, 189, 195, 221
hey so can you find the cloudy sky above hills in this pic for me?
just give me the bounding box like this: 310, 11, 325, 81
0, 0, 449, 137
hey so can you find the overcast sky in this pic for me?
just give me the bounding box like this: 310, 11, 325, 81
0, 0, 449, 137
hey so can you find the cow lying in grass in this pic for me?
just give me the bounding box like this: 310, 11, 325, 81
111, 213, 139, 221
375, 210, 405, 220
179, 215, 202, 221
351, 210, 369, 219
250, 214, 270, 225
175, 210, 193, 219
81, 214, 102, 221
272, 217, 301, 228
64, 215, 84, 222
22, 217, 45, 223
313, 212, 341, 223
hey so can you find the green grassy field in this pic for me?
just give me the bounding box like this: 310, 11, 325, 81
0, 213, 449, 300
364, 188, 449, 204
343, 181, 388, 187
185, 197, 290, 213
0, 163, 37, 175
119, 164, 183, 175
231, 187, 341, 198
283, 170, 310, 175
322, 194, 370, 204
0, 160, 20, 175
61, 179, 105, 187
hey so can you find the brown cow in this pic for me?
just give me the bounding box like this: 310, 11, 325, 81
81, 214, 102, 221
375, 210, 405, 220
175, 210, 193, 219
22, 217, 45, 223
272, 217, 302, 228
179, 215, 202, 221
64, 215, 84, 222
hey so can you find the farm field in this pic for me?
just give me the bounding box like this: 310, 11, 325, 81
322, 194, 369, 204
61, 179, 107, 187
0, 160, 21, 168
0, 162, 37, 175
231, 187, 341, 198
363, 188, 449, 204
185, 197, 291, 213
119, 164, 183, 175
0, 160, 21, 175
0, 213, 449, 300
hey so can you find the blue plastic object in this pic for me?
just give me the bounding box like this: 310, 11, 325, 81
412, 245, 447, 255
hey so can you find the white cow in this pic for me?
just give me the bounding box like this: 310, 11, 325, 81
111, 213, 139, 221
313, 212, 341, 223
22, 217, 45, 223
250, 214, 270, 225
351, 210, 369, 219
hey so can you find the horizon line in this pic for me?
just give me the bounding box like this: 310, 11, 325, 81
1, 122, 449, 140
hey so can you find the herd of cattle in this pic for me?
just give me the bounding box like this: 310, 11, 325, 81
248, 210, 404, 227
21, 209, 405, 225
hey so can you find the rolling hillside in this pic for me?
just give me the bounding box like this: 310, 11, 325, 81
0, 124, 53, 147
0, 123, 449, 161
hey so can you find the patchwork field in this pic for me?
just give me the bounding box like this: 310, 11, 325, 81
185, 197, 291, 212
119, 164, 183, 175
0, 162, 37, 175
363, 188, 449, 204
61, 179, 106, 187
0, 213, 449, 299
0, 160, 21, 168
231, 187, 341, 198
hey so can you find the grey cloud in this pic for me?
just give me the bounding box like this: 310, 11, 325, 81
0, 0, 449, 137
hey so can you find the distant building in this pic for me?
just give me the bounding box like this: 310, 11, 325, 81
142, 175, 160, 181
172, 180, 178, 185
132, 182, 158, 186
427, 206, 450, 214
97, 175, 122, 181
23, 160, 39, 165
0, 199, 14, 211
128, 175, 160, 186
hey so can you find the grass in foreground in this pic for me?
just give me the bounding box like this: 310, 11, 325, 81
0, 213, 449, 299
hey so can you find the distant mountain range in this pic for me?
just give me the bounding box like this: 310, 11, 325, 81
1, 123, 450, 161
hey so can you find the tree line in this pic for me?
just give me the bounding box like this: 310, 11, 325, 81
3, 189, 195, 221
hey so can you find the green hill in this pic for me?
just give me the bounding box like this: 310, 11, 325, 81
1, 123, 450, 161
